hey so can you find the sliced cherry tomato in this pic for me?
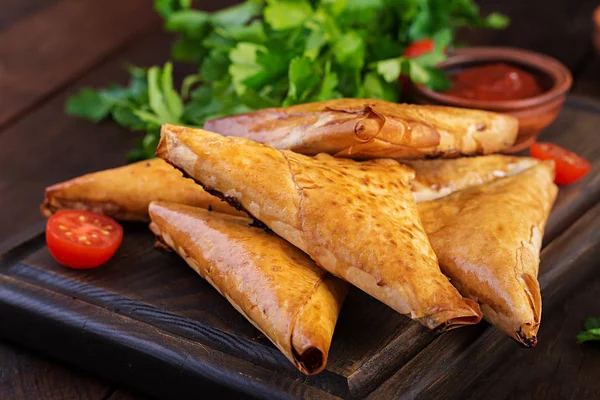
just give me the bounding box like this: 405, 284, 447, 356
403, 38, 435, 58
530, 142, 591, 185
46, 210, 123, 269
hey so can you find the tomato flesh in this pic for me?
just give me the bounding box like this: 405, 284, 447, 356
403, 39, 435, 58
46, 210, 123, 269
530, 142, 591, 185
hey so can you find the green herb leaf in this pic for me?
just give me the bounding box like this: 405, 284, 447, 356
577, 318, 600, 343
264, 0, 313, 30
285, 56, 320, 105
65, 88, 112, 122
154, 0, 191, 18
166, 10, 210, 37
333, 32, 366, 71
485, 12, 510, 29
315, 61, 340, 101
362, 72, 398, 102
211, 2, 262, 27
374, 57, 406, 83
67, 0, 510, 160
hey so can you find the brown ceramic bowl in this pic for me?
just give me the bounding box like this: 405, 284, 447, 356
410, 47, 572, 152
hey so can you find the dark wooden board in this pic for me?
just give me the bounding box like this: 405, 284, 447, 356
0, 340, 112, 400
0, 97, 600, 399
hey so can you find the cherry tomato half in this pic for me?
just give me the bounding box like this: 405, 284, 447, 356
530, 142, 591, 185
46, 210, 123, 269
403, 38, 435, 58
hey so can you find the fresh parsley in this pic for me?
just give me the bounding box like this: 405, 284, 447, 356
577, 318, 600, 344
65, 0, 508, 160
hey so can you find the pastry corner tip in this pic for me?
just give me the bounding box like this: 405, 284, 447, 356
293, 347, 326, 376
424, 301, 484, 333
40, 202, 53, 218
516, 327, 539, 348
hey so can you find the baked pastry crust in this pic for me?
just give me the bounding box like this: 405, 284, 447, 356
204, 99, 518, 159
41, 158, 242, 221
149, 202, 347, 374
157, 124, 482, 331
418, 161, 558, 346
408, 155, 539, 202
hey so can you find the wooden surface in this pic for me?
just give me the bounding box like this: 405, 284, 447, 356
1, 1, 600, 399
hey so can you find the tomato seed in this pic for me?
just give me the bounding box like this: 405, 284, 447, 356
78, 215, 87, 222
58, 225, 68, 230
101, 230, 110, 235
104, 225, 113, 231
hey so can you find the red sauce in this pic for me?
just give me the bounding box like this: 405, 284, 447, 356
444, 63, 544, 101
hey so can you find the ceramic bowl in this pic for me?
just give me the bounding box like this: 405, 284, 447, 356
410, 47, 572, 152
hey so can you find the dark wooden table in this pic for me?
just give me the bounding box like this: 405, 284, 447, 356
1, 1, 599, 399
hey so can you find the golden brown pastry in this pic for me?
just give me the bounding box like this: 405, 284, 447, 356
408, 155, 540, 202
149, 202, 347, 375
418, 161, 558, 347
203, 98, 518, 159
41, 158, 242, 221
157, 124, 482, 331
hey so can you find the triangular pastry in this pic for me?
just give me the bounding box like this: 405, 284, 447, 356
41, 158, 242, 221
418, 161, 558, 346
157, 125, 482, 330
204, 98, 518, 159
408, 155, 539, 202
149, 202, 347, 374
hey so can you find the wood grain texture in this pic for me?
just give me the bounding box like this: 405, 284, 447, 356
0, 0, 58, 29
0, 274, 336, 400
0, 0, 159, 128
0, 341, 112, 400
107, 389, 155, 400
467, 273, 600, 400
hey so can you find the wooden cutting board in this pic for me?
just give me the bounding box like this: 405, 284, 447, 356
1, 96, 600, 400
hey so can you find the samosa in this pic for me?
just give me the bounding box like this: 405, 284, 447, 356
157, 124, 482, 331
149, 202, 347, 374
204, 98, 518, 159
418, 161, 558, 346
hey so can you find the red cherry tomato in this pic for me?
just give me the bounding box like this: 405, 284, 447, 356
403, 38, 435, 58
46, 210, 123, 269
530, 142, 591, 185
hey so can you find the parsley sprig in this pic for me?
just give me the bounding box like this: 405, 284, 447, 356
577, 318, 600, 344
66, 0, 508, 160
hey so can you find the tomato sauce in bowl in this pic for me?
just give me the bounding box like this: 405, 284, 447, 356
409, 47, 572, 152
444, 63, 545, 101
